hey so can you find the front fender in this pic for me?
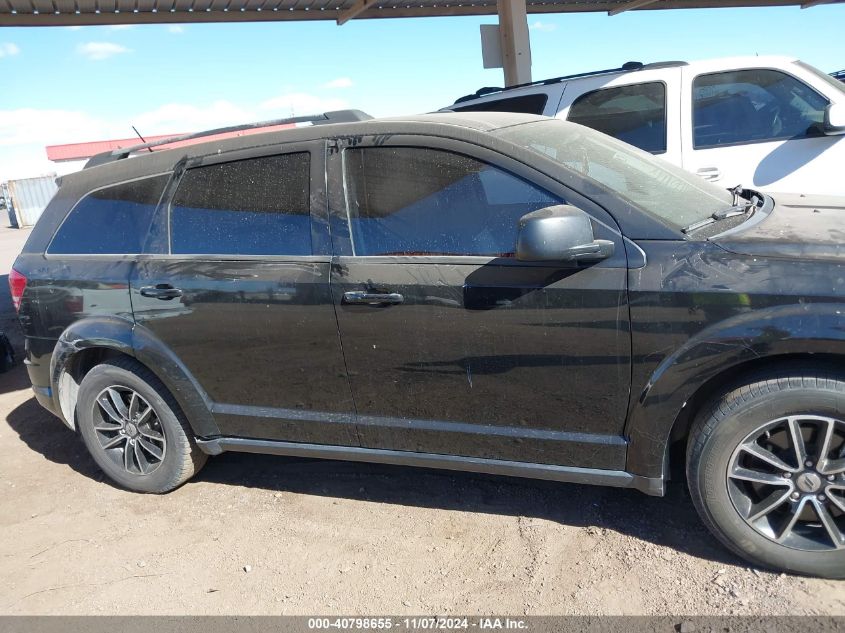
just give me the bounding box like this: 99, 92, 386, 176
49, 316, 217, 437
625, 301, 845, 479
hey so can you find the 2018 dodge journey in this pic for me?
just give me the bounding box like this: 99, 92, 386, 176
11, 110, 845, 578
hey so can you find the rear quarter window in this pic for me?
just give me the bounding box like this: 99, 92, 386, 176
48, 175, 168, 255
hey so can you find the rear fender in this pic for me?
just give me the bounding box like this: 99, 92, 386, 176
49, 316, 217, 436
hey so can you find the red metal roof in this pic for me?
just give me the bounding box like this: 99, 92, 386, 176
46, 123, 296, 162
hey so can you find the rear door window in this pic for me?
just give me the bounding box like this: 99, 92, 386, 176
170, 153, 311, 256
49, 175, 168, 255
567, 82, 667, 153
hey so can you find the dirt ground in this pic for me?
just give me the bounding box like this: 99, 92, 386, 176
1, 224, 844, 616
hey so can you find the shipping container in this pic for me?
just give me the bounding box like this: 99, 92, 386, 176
3, 175, 58, 228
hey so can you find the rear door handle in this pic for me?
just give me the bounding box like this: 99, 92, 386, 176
140, 285, 183, 300
696, 167, 721, 182
342, 291, 404, 306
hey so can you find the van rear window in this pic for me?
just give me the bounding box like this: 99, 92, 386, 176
49, 176, 168, 255
453, 93, 549, 115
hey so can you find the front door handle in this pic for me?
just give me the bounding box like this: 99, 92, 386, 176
140, 284, 183, 300
342, 291, 404, 306
696, 166, 721, 182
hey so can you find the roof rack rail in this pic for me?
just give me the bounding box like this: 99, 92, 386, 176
452, 61, 687, 105
83, 109, 373, 169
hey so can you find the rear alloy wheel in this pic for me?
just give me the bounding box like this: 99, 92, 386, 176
77, 358, 207, 493
92, 386, 167, 476
688, 369, 845, 578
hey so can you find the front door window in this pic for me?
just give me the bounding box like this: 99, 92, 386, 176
692, 69, 829, 149
343, 146, 561, 257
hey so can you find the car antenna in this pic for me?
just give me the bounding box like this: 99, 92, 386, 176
131, 126, 155, 153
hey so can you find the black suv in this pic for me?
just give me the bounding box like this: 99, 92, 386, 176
11, 110, 845, 578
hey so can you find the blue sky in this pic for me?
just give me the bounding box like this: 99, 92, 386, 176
0, 3, 843, 179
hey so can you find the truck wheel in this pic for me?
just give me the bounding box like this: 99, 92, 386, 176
687, 369, 845, 578
76, 357, 207, 493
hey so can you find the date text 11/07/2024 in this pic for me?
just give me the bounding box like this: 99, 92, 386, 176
306, 618, 527, 630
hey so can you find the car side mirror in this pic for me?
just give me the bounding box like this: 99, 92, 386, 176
516, 204, 614, 263
823, 103, 845, 136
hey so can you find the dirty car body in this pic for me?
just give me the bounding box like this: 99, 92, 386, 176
12, 112, 845, 577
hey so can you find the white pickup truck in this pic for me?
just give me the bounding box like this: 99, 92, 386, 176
445, 56, 845, 196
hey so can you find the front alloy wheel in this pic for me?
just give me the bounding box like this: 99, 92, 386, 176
728, 415, 845, 551
687, 369, 845, 578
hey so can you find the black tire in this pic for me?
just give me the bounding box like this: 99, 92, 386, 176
76, 357, 207, 493
687, 367, 845, 578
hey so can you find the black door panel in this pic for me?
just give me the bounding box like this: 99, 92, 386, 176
331, 258, 629, 468
132, 258, 355, 445
328, 139, 631, 468
131, 142, 358, 446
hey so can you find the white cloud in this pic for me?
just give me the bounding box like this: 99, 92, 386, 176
323, 77, 353, 89
0, 108, 119, 148
0, 150, 79, 181
0, 91, 352, 180
529, 21, 557, 32
0, 93, 349, 150
167, 25, 185, 34
259, 93, 349, 116
132, 101, 254, 135
77, 42, 131, 61
0, 43, 20, 58
0, 108, 121, 180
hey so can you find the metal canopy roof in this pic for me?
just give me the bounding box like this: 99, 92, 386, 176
0, 0, 839, 27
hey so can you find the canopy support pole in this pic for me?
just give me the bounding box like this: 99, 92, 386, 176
497, 0, 532, 86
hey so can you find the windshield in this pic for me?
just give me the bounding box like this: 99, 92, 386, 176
795, 60, 845, 98
494, 120, 733, 230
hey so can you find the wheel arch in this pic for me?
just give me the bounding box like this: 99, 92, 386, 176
625, 301, 845, 481
49, 316, 218, 437
664, 352, 845, 480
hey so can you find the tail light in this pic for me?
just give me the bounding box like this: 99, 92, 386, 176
9, 268, 27, 313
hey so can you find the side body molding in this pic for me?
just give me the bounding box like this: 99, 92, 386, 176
625, 301, 845, 479
49, 316, 218, 436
